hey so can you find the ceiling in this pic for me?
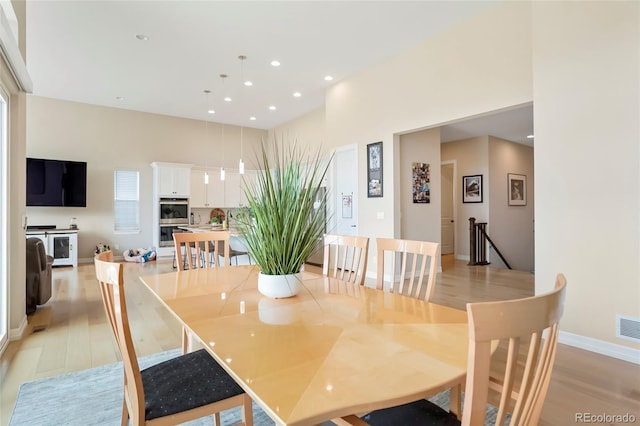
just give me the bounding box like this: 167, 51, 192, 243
25, 1, 532, 144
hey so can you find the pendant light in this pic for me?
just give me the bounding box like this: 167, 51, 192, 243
238, 55, 247, 174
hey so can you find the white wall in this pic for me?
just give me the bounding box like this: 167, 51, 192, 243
533, 2, 639, 353
26, 96, 267, 261
271, 107, 327, 152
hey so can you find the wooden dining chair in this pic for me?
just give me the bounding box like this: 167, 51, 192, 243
322, 234, 370, 286
173, 231, 231, 352
94, 251, 253, 426
376, 237, 440, 301
344, 274, 567, 426
173, 231, 231, 270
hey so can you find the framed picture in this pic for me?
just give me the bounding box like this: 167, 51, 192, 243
508, 173, 526, 206
412, 162, 430, 203
462, 175, 483, 203
367, 141, 383, 197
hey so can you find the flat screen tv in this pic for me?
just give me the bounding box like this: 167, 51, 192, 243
26, 158, 87, 207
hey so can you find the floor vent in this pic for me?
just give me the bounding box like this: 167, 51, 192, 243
616, 315, 640, 343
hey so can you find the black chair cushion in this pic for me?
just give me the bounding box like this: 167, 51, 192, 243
361, 399, 461, 426
141, 349, 244, 420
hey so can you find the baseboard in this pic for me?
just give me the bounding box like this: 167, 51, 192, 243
455, 254, 470, 262
79, 255, 126, 264
559, 331, 640, 365
9, 315, 28, 341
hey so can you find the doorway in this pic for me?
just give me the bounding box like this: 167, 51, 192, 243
333, 144, 358, 236
440, 162, 455, 255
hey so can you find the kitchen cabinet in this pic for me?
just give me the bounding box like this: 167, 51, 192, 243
224, 172, 242, 207
190, 168, 224, 208
154, 163, 191, 197
223, 170, 256, 207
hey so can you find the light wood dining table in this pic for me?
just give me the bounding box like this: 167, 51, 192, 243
139, 265, 469, 426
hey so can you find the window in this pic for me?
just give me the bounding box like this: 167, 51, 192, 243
114, 170, 139, 233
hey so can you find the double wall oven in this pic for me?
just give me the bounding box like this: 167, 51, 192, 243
159, 198, 189, 247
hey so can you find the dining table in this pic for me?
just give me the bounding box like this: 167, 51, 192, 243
139, 265, 469, 426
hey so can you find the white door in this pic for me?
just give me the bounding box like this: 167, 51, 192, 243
440, 163, 455, 255
333, 145, 358, 236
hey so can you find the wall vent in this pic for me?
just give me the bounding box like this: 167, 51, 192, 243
616, 315, 640, 343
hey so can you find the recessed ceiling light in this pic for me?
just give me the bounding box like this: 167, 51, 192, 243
324, 75, 333, 81
527, 134, 534, 139
249, 116, 256, 121
293, 92, 301, 98
135, 34, 149, 41
271, 60, 281, 67
208, 109, 215, 114
224, 97, 232, 102
244, 81, 253, 87
269, 105, 276, 111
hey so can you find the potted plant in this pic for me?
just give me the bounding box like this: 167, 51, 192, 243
236, 136, 331, 298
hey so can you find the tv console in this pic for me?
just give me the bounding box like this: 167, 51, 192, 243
25, 228, 78, 267
27, 225, 56, 230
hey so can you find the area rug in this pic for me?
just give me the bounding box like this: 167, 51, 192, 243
10, 349, 496, 425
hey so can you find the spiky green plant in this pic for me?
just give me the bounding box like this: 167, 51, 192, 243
236, 137, 331, 275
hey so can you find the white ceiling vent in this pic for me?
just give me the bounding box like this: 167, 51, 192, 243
616, 315, 640, 343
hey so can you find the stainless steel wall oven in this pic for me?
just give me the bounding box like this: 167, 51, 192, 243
159, 198, 189, 223
159, 198, 189, 247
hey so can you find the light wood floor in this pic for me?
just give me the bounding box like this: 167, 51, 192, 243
1, 256, 638, 425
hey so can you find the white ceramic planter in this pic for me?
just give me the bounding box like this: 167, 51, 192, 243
257, 272, 302, 298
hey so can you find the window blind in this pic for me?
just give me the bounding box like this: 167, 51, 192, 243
114, 170, 139, 232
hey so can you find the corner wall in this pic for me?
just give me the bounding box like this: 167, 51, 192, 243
399, 128, 441, 244
488, 137, 534, 272
533, 1, 639, 355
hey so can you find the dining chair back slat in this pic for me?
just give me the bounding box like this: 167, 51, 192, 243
173, 231, 231, 270
323, 234, 370, 286
376, 237, 439, 301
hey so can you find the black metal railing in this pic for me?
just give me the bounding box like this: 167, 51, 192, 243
468, 217, 512, 269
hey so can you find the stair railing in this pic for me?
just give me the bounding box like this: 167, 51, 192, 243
468, 217, 512, 269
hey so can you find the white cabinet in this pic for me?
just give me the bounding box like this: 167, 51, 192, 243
224, 172, 242, 207
190, 168, 254, 208
190, 168, 225, 208
155, 164, 191, 197
240, 170, 256, 207
26, 229, 78, 267
190, 169, 207, 207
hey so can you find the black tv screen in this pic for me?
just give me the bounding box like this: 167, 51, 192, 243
26, 158, 87, 207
